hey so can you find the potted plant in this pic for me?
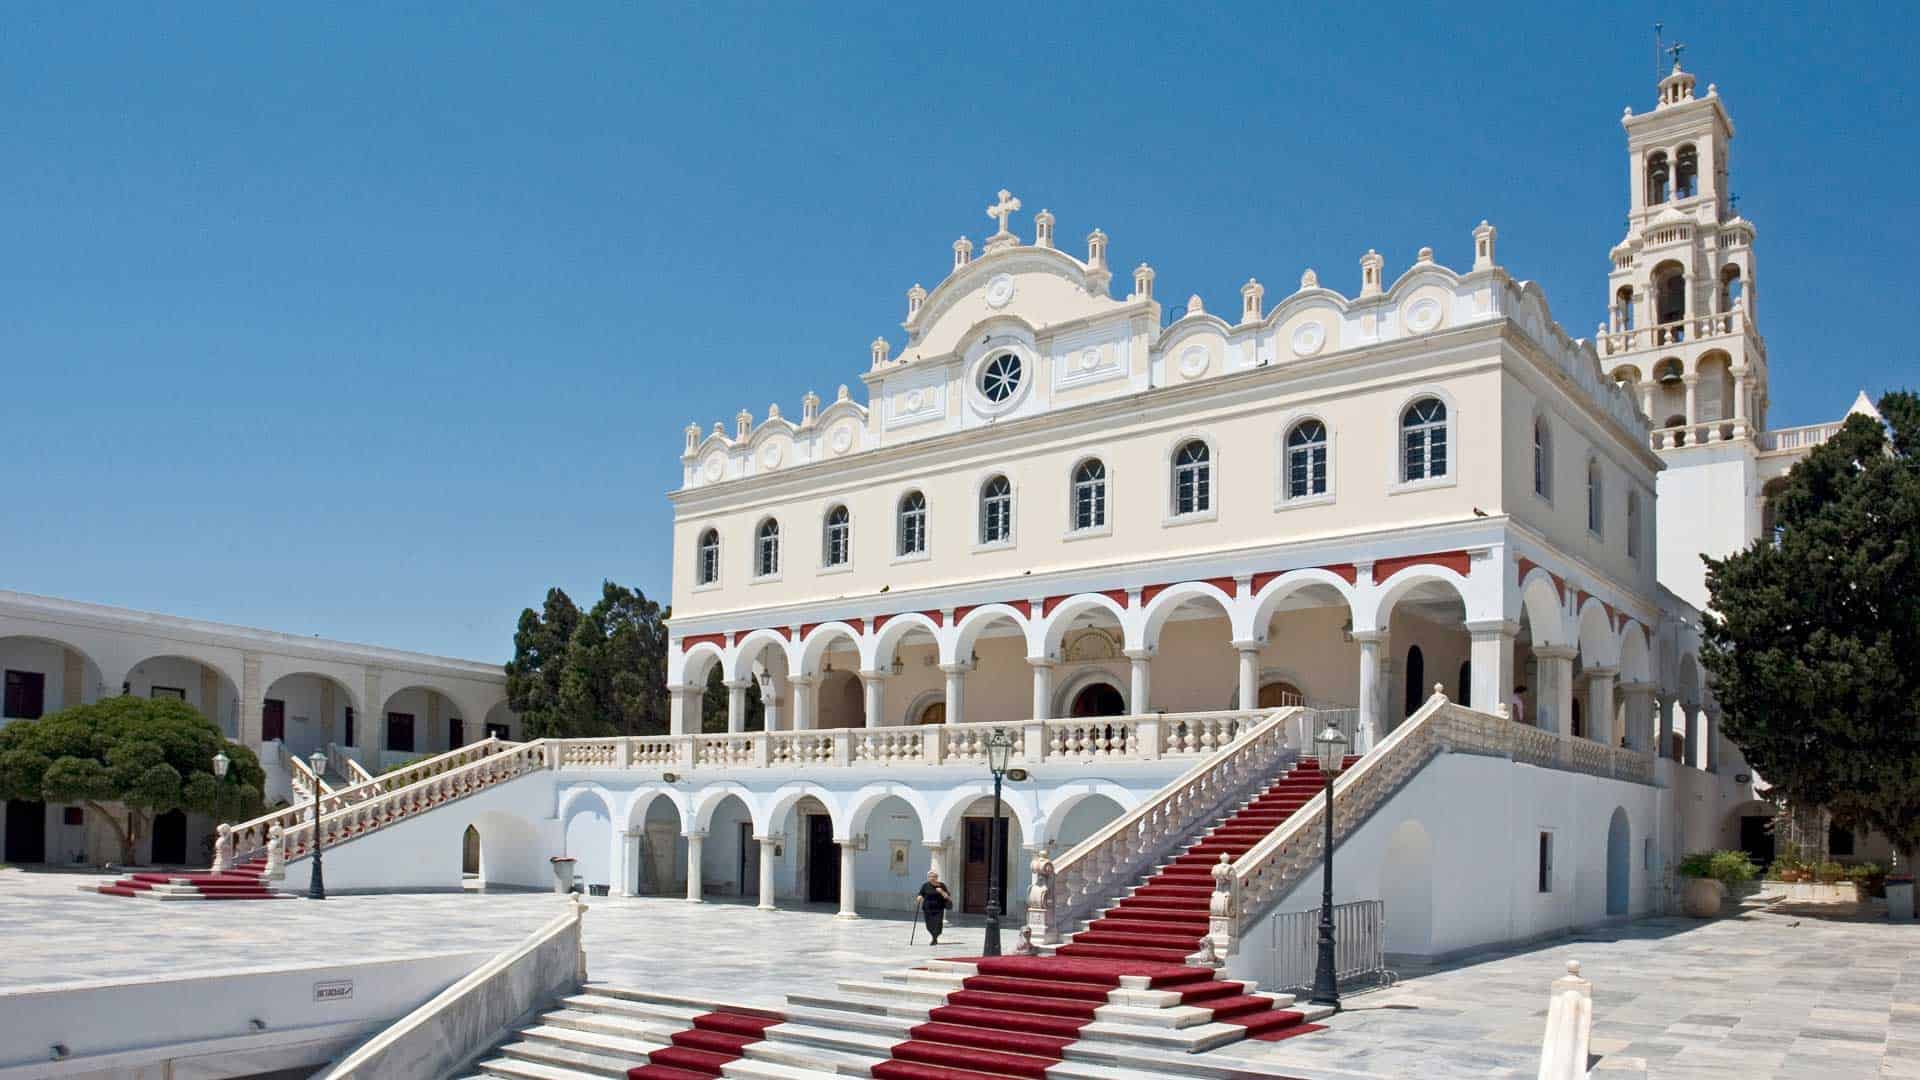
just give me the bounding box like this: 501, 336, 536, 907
1678, 850, 1758, 917
1847, 861, 1887, 900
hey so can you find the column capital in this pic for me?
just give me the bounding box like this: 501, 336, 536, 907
922, 839, 948, 852
1123, 648, 1154, 662
838, 833, 868, 852
1618, 680, 1657, 696
1026, 656, 1057, 670
1532, 645, 1580, 662
937, 663, 973, 676
682, 829, 708, 840
1584, 667, 1619, 681
1230, 638, 1263, 654
1351, 629, 1388, 646
1464, 618, 1518, 638
664, 683, 698, 694
722, 678, 754, 691
856, 669, 891, 683
786, 674, 819, 688
753, 833, 783, 844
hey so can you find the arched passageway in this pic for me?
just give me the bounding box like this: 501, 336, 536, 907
262, 671, 359, 761
634, 796, 687, 897
562, 791, 614, 892
1606, 807, 1631, 917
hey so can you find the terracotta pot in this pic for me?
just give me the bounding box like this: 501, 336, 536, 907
1682, 877, 1724, 917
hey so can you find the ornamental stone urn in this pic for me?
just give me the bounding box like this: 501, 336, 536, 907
549, 856, 577, 895
1681, 876, 1723, 917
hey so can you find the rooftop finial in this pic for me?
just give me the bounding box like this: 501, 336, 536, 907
984, 189, 1022, 252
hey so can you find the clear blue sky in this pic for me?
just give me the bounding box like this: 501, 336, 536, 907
4, 4, 1914, 662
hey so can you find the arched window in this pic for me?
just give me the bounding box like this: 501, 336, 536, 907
696, 529, 720, 585
1587, 460, 1605, 536
1675, 145, 1698, 199
1626, 492, 1642, 561
1172, 440, 1212, 515
1071, 459, 1107, 531
897, 491, 927, 556
1404, 645, 1425, 718
979, 475, 1012, 545
1285, 420, 1328, 499
1719, 266, 1743, 313
1532, 417, 1553, 500
1655, 269, 1687, 328
822, 505, 850, 567
1646, 151, 1670, 205
1614, 285, 1635, 330
755, 519, 780, 577
1400, 398, 1448, 482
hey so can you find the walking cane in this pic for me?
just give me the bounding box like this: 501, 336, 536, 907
909, 895, 921, 945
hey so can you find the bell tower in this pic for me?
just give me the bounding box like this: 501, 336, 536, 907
1598, 49, 1765, 451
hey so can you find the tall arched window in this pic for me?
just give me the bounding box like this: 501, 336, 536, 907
1404, 645, 1425, 718
1533, 417, 1553, 500
1646, 151, 1670, 204
979, 475, 1012, 545
755, 519, 780, 577
1674, 144, 1698, 199
823, 505, 850, 567
1071, 459, 1107, 531
1172, 440, 1212, 515
1400, 398, 1449, 482
1285, 420, 1328, 499
1587, 460, 1605, 536
1614, 285, 1635, 330
696, 528, 720, 585
897, 491, 927, 556
1626, 492, 1642, 561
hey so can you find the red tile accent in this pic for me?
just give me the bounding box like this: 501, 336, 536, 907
1140, 583, 1169, 607
1372, 550, 1471, 582
1318, 563, 1359, 584
872, 614, 892, 632
680, 633, 725, 651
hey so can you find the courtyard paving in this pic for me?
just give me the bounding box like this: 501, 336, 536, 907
2, 867, 1915, 1078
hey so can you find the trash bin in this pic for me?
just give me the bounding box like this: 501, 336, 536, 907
1888, 879, 1914, 922
549, 856, 577, 895
589, 884, 609, 897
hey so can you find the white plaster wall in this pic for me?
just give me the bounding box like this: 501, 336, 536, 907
123, 656, 239, 736
0, 638, 88, 720
282, 771, 560, 892
1655, 446, 1754, 612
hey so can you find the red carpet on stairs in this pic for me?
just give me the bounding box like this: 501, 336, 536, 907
96, 855, 286, 899
627, 1010, 780, 1079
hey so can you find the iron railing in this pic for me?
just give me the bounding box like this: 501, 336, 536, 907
1268, 899, 1395, 995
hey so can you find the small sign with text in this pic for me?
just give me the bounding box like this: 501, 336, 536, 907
313, 979, 354, 1002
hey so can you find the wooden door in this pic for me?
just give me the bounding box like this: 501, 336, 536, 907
918, 702, 946, 725
962, 816, 1010, 915
3, 670, 45, 720
1258, 681, 1303, 709
806, 814, 839, 904
261, 699, 286, 742
463, 825, 481, 875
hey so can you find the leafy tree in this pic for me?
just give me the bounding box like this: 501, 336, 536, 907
700, 665, 763, 733
1703, 391, 1920, 873
506, 582, 673, 738
0, 696, 265, 863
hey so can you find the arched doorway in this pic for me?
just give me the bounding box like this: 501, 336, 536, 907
1069, 682, 1125, 718
917, 701, 946, 725
1258, 681, 1304, 709
151, 809, 188, 865
462, 825, 481, 876
1606, 807, 1631, 917
1403, 645, 1425, 718
562, 792, 613, 893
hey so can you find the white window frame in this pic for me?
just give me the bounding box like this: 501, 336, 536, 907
975, 473, 1016, 550
1167, 436, 1217, 524
821, 504, 852, 573
753, 518, 781, 581
1278, 414, 1334, 509
695, 528, 722, 590
895, 490, 929, 562
1388, 388, 1460, 494
1532, 415, 1554, 502
1068, 458, 1111, 537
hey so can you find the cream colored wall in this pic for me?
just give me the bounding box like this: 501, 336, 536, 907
674, 359, 1507, 619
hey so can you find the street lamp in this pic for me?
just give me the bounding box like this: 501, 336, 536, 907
1309, 722, 1350, 1010
307, 749, 328, 900
211, 750, 230, 779
982, 728, 1013, 957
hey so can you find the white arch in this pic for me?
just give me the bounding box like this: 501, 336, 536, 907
796, 622, 864, 676
1577, 599, 1620, 669
1040, 593, 1130, 657
122, 651, 245, 703
928, 782, 1041, 844
692, 783, 763, 836
557, 783, 617, 824
1139, 581, 1236, 650
1245, 569, 1358, 642
844, 782, 937, 839
1369, 564, 1471, 631
1053, 668, 1129, 717
1037, 781, 1139, 848
1617, 622, 1653, 684
727, 629, 793, 682
1518, 568, 1571, 647
763, 781, 843, 837
952, 603, 1031, 664
871, 612, 944, 672
672, 640, 726, 687
623, 786, 690, 831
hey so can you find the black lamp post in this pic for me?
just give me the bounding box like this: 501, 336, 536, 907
307, 749, 328, 900
1308, 721, 1350, 1010
982, 729, 1013, 957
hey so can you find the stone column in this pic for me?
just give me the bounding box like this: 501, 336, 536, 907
1028, 659, 1055, 721
1639, 381, 1655, 424
1354, 632, 1384, 751
858, 670, 888, 728
666, 683, 696, 735
1683, 706, 1701, 769
1466, 620, 1516, 715
1532, 647, 1577, 736
1618, 682, 1655, 752
836, 837, 862, 920
1585, 669, 1618, 746
684, 832, 705, 902
1683, 374, 1700, 440
723, 679, 751, 733
924, 840, 947, 884
240, 653, 264, 748
1124, 648, 1152, 714
619, 831, 641, 897
1731, 369, 1749, 439
362, 667, 383, 757
1233, 640, 1261, 712
788, 675, 816, 731
939, 664, 968, 726
756, 835, 779, 911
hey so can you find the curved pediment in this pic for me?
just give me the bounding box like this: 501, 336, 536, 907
900, 246, 1125, 364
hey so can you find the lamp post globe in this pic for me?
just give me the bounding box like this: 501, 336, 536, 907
1309, 721, 1349, 1009
211, 750, 230, 779
982, 729, 1013, 957
307, 749, 328, 900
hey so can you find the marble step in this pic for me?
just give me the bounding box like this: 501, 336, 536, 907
518, 1021, 665, 1059
760, 1019, 899, 1058
497, 1038, 635, 1078
723, 1056, 844, 1080
538, 1005, 684, 1044
474, 1055, 606, 1080
558, 992, 704, 1026
789, 989, 932, 1021
584, 983, 781, 1021
743, 1036, 882, 1076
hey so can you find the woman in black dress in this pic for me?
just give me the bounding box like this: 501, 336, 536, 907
915, 868, 953, 945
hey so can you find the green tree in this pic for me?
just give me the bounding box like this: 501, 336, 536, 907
700, 665, 763, 734
506, 583, 673, 738
0, 696, 265, 864
1703, 391, 1920, 873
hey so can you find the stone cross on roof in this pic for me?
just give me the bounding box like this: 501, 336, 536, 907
984, 189, 1022, 251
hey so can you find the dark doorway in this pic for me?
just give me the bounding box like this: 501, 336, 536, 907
4, 800, 46, 863
1740, 815, 1776, 869
485, 722, 511, 741
805, 814, 838, 904
152, 809, 188, 864
344, 707, 356, 747
463, 825, 481, 875
262, 698, 286, 742
962, 816, 1010, 915
4, 670, 46, 720
1457, 662, 1471, 708
1404, 646, 1425, 718
1069, 682, 1125, 718
387, 712, 415, 752
738, 821, 756, 898
449, 717, 465, 749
